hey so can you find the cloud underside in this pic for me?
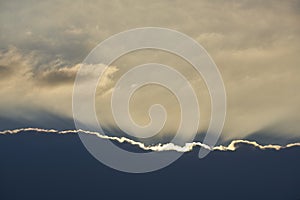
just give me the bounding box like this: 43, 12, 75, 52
1, 128, 299, 153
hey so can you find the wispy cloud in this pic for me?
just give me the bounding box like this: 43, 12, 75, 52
1, 128, 299, 153
0, 47, 119, 122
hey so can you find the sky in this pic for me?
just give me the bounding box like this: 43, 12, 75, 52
0, 0, 300, 145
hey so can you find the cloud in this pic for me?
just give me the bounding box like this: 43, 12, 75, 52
0, 64, 11, 77
0, 47, 119, 122
1, 127, 300, 153
36, 64, 80, 85
0, 0, 300, 144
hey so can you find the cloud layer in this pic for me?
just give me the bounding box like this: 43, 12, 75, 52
0, 0, 300, 144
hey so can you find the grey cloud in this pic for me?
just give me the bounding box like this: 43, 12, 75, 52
0, 65, 11, 77
36, 64, 79, 86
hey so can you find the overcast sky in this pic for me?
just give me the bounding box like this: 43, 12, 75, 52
0, 0, 300, 144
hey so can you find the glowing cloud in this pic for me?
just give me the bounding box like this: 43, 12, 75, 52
1, 128, 299, 153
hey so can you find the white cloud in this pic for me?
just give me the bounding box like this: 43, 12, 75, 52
1, 127, 300, 153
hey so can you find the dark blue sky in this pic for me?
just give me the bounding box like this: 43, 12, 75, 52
1, 132, 300, 200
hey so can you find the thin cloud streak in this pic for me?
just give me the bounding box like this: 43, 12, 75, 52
1, 127, 300, 153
